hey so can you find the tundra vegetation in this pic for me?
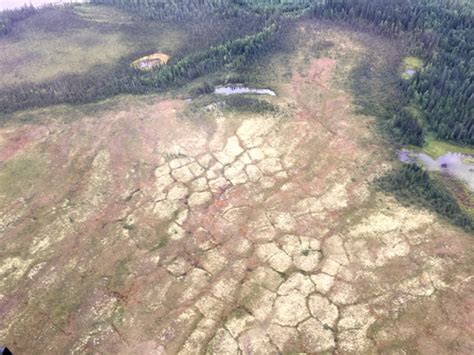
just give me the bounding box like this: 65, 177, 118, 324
0, 0, 473, 354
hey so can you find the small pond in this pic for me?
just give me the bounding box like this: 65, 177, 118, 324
399, 150, 474, 191
404, 69, 416, 77
215, 85, 276, 96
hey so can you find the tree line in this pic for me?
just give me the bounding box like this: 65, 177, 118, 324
377, 163, 474, 233
0, 5, 38, 35
139, 23, 277, 87
0, 23, 278, 113
91, 0, 238, 21
309, 0, 473, 145
1, 0, 473, 146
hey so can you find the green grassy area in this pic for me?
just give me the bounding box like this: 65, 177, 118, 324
401, 56, 422, 79
109, 259, 130, 291
406, 105, 424, 126
0, 92, 170, 128
0, 7, 124, 87
0, 155, 48, 197
403, 56, 423, 70
73, 4, 134, 24
221, 95, 278, 113
0, 28, 128, 87
406, 137, 474, 158
422, 137, 474, 158
0, 6, 185, 89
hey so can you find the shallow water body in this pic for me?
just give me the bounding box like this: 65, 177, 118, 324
399, 150, 474, 191
215, 85, 276, 96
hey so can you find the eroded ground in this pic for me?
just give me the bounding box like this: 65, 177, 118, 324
1, 24, 473, 354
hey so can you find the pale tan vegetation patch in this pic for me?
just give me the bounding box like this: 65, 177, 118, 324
131, 52, 170, 71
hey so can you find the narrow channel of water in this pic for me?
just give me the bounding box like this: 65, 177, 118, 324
399, 150, 474, 191
215, 85, 276, 96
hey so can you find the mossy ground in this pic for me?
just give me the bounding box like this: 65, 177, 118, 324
420, 137, 474, 158
0, 6, 185, 89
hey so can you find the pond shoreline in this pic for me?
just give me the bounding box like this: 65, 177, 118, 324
214, 85, 276, 96
399, 149, 474, 191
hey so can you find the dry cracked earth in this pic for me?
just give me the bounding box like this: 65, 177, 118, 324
1, 25, 473, 354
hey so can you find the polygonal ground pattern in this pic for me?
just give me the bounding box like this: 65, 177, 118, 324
0, 24, 473, 354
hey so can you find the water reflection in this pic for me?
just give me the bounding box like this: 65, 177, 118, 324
399, 149, 474, 190
215, 85, 276, 96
